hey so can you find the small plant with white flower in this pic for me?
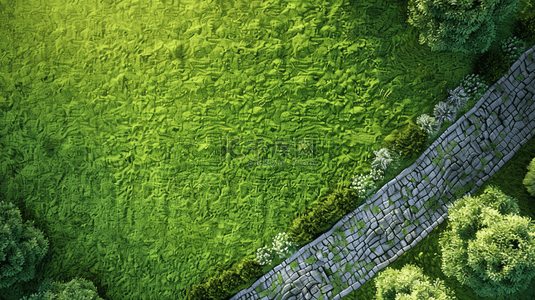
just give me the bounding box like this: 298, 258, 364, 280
255, 232, 298, 266
501, 36, 526, 62
434, 101, 457, 128
445, 85, 471, 111
351, 173, 378, 201
371, 148, 395, 171
416, 114, 440, 136
255, 246, 274, 266
271, 232, 298, 259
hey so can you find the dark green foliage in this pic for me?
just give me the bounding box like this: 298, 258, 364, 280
0, 201, 49, 290
326, 188, 360, 220
287, 210, 326, 246
186, 265, 251, 300
234, 258, 263, 283
186, 283, 210, 300
394, 123, 428, 159
512, 0, 535, 45
287, 188, 362, 246
204, 276, 225, 300
472, 47, 512, 86
218, 270, 245, 297
19, 277, 104, 300
407, 0, 520, 55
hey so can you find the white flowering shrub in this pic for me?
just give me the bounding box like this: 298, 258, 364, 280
255, 232, 298, 266
434, 102, 457, 126
416, 114, 439, 135
255, 246, 274, 266
369, 167, 385, 182
270, 232, 296, 259
371, 148, 394, 171
351, 173, 377, 201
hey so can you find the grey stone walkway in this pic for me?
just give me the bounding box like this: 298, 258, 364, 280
229, 44, 535, 300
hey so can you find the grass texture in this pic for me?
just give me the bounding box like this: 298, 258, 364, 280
0, 0, 532, 299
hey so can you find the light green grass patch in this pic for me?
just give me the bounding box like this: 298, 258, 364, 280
364, 262, 376, 272
372, 205, 381, 214
289, 260, 299, 271
305, 255, 317, 265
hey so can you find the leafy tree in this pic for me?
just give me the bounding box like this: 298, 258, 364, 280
19, 277, 105, 300
523, 157, 535, 196
439, 185, 535, 298
0, 201, 49, 290
375, 264, 456, 300
407, 0, 520, 55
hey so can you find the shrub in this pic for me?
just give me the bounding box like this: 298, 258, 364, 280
394, 123, 427, 159
234, 258, 263, 283
287, 188, 361, 246
416, 114, 439, 136
523, 157, 535, 196
324, 188, 360, 220
204, 275, 225, 299
375, 264, 456, 300
445, 85, 471, 111
501, 36, 527, 62
287, 209, 327, 246
445, 185, 520, 242
406, 0, 519, 55
512, 0, 535, 45
433, 102, 457, 127
0, 201, 49, 290
218, 270, 245, 296
439, 185, 535, 299
186, 283, 209, 300
472, 46, 512, 87
371, 148, 401, 172
20, 277, 105, 300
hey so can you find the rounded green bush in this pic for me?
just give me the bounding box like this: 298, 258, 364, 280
375, 264, 456, 300
186, 283, 209, 300
523, 157, 535, 196
234, 258, 263, 283
20, 277, 104, 300
0, 201, 49, 291
325, 188, 360, 220
218, 270, 245, 295
394, 123, 427, 159
439, 186, 535, 299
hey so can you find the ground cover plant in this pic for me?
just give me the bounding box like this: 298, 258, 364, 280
0, 0, 534, 300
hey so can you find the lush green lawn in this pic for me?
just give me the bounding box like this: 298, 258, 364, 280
0, 0, 532, 299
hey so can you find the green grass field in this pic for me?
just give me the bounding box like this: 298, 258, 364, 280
0, 0, 534, 299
